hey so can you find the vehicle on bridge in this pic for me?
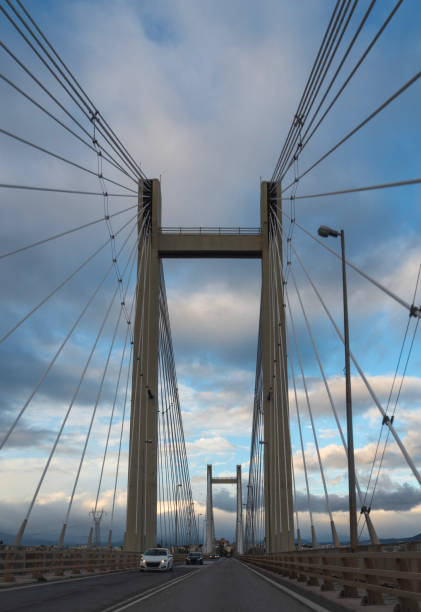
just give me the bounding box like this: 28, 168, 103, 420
185, 552, 203, 565
140, 548, 174, 571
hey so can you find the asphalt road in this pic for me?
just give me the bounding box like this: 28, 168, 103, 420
0, 565, 198, 612
116, 558, 316, 612
0, 559, 320, 612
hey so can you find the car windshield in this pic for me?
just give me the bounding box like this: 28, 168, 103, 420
144, 549, 168, 556
190, 553, 201, 557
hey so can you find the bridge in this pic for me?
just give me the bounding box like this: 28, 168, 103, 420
1, 1, 421, 611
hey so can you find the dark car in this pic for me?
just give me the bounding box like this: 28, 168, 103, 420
186, 552, 203, 565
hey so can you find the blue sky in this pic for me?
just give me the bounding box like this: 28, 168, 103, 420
0, 0, 420, 545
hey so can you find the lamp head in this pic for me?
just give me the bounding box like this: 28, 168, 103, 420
318, 225, 340, 238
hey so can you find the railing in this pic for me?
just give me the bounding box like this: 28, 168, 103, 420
0, 547, 205, 584
160, 227, 261, 235
240, 544, 421, 611
0, 547, 139, 583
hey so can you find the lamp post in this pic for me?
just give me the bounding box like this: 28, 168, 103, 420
317, 225, 357, 550
175, 483, 182, 549
198, 513, 203, 549
247, 484, 255, 550
259, 440, 271, 552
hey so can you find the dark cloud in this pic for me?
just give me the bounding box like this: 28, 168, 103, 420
212, 489, 236, 513
0, 498, 126, 546
295, 482, 421, 513
0, 425, 55, 449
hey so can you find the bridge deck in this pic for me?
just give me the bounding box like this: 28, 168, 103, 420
0, 558, 312, 612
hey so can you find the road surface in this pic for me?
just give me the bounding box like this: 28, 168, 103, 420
0, 558, 323, 612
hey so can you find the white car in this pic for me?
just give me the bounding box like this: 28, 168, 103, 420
140, 548, 174, 572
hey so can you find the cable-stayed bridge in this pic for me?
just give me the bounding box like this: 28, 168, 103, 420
1, 1, 421, 610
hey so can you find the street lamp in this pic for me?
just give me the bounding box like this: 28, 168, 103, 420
175, 483, 182, 549
258, 440, 271, 551
247, 484, 255, 550
198, 513, 203, 548
317, 225, 357, 550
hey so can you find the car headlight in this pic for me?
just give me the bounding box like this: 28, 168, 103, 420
160, 559, 167, 564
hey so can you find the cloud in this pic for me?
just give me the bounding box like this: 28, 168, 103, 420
212, 489, 237, 513
1, 0, 420, 545
289, 374, 421, 421
186, 436, 237, 458
295, 482, 421, 513
167, 278, 260, 363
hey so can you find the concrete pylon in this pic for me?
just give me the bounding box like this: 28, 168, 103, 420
124, 179, 161, 552
235, 465, 244, 554
204, 465, 215, 554
261, 181, 294, 553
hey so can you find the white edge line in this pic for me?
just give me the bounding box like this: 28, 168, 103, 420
238, 560, 330, 612
102, 569, 198, 612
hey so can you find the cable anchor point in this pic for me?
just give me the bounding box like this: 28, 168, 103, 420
410, 304, 421, 318
382, 414, 394, 425
294, 114, 304, 127
90, 109, 99, 122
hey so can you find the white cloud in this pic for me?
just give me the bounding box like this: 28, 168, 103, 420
186, 436, 237, 457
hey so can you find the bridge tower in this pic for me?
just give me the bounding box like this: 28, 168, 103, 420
124, 179, 161, 552
124, 179, 293, 553
204, 464, 244, 554
204, 465, 216, 554
261, 182, 294, 553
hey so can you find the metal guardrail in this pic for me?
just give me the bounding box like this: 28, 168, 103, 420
240, 545, 421, 611
160, 227, 261, 235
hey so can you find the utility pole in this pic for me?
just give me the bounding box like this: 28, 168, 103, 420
175, 483, 182, 549
89, 509, 104, 547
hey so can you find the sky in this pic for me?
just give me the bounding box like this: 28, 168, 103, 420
0, 0, 420, 546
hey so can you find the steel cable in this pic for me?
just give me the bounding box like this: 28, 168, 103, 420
0, 210, 140, 344
0, 128, 137, 193
0, 203, 138, 260
282, 70, 421, 192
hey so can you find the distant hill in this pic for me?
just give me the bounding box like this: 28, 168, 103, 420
0, 532, 56, 546
0, 531, 124, 548
297, 533, 421, 547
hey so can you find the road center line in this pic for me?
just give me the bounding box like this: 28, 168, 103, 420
101, 569, 200, 612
